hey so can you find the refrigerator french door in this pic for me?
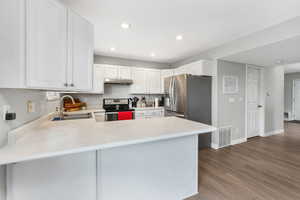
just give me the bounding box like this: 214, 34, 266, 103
164, 74, 212, 149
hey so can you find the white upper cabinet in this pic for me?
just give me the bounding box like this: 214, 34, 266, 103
68, 10, 94, 91
119, 66, 132, 79
175, 60, 215, 77
102, 65, 132, 80
93, 65, 104, 94
103, 65, 119, 79
130, 68, 147, 94
146, 69, 161, 94
174, 65, 189, 75
26, 0, 68, 89
130, 68, 162, 94
0, 0, 26, 88
0, 0, 94, 91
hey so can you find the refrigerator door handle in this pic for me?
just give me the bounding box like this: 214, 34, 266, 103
173, 77, 177, 111
172, 77, 176, 111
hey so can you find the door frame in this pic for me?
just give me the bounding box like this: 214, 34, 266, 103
245, 65, 265, 139
292, 79, 300, 120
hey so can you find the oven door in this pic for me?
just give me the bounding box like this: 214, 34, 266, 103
105, 112, 118, 121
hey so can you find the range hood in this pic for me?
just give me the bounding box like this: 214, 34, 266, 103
104, 78, 133, 85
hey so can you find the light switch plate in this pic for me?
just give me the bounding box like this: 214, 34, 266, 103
27, 101, 36, 113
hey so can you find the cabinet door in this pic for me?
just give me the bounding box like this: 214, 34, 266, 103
0, 0, 26, 88
7, 152, 97, 200
147, 69, 161, 94
104, 65, 119, 79
119, 66, 132, 79
161, 69, 174, 93
26, 0, 68, 89
93, 65, 104, 94
130, 68, 147, 94
68, 10, 94, 91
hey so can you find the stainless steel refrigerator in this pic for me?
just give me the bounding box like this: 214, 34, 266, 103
164, 74, 212, 149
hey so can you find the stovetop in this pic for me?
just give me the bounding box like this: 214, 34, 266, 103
104, 108, 135, 113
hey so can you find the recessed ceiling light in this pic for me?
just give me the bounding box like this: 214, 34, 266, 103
110, 47, 115, 52
150, 53, 156, 57
121, 23, 131, 29
176, 35, 183, 41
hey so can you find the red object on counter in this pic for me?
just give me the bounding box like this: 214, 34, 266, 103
118, 111, 133, 120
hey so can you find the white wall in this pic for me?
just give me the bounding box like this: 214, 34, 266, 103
0, 89, 58, 200
217, 60, 246, 141
264, 66, 284, 133
214, 61, 284, 144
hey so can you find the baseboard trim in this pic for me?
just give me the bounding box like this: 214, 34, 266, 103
262, 129, 284, 137
211, 143, 219, 150
231, 138, 247, 145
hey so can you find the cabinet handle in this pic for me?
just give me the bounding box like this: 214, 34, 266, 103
64, 83, 68, 87
70, 83, 75, 87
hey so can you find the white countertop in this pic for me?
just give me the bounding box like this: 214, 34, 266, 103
0, 117, 216, 165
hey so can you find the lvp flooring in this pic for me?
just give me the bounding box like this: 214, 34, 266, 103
187, 122, 300, 200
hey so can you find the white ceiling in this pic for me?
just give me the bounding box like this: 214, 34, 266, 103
221, 35, 300, 67
60, 0, 300, 64
284, 63, 300, 74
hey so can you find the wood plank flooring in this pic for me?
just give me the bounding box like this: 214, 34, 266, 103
187, 122, 300, 200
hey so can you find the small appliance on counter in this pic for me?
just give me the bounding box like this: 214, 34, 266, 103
103, 98, 134, 121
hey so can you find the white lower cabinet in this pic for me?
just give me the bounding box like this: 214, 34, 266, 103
7, 152, 97, 200
134, 108, 165, 119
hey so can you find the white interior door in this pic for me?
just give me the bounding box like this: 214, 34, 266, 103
293, 80, 300, 120
247, 67, 262, 138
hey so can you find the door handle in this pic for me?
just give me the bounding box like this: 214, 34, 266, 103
257, 105, 263, 108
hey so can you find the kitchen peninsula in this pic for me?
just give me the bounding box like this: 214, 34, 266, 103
0, 116, 215, 200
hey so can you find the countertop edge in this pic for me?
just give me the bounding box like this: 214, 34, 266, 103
1, 126, 216, 166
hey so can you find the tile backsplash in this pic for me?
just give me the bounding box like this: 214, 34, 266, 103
67, 84, 164, 108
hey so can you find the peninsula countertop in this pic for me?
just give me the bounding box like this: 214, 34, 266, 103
0, 117, 216, 165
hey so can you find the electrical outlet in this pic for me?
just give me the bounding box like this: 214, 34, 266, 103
27, 101, 36, 113
2, 105, 10, 120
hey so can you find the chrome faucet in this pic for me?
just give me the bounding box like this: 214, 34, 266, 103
59, 95, 75, 119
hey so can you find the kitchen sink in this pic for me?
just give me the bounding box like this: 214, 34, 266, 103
52, 113, 92, 121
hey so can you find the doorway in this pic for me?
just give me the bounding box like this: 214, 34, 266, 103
246, 66, 264, 138
292, 79, 300, 120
